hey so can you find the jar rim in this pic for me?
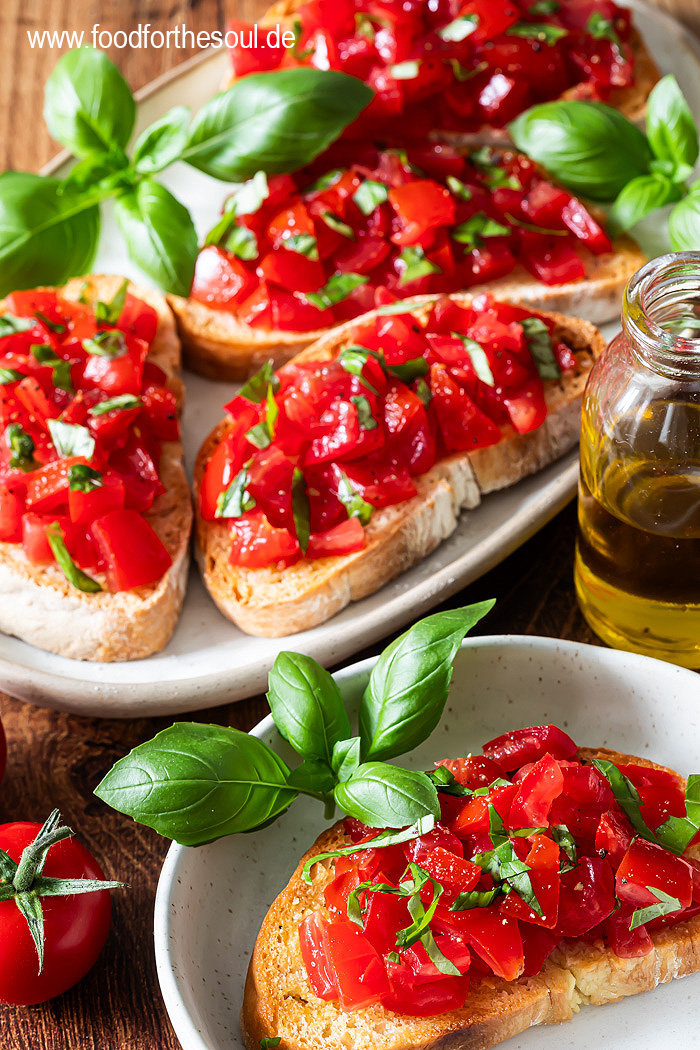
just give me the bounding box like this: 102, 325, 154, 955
623, 251, 700, 378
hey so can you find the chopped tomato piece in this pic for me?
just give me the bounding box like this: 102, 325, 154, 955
229, 509, 300, 568
509, 754, 564, 828
91, 508, 172, 590
190, 245, 256, 310
483, 725, 577, 772
0, 484, 24, 542
501, 834, 560, 929
68, 475, 125, 526
306, 517, 365, 558
616, 838, 693, 911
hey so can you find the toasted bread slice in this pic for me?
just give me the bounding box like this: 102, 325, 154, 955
171, 237, 641, 383
194, 299, 603, 636
240, 747, 700, 1050
0, 275, 192, 662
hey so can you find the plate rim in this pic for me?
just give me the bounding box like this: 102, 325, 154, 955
153, 632, 700, 1050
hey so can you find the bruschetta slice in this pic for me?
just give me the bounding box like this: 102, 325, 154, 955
0, 275, 192, 661
194, 293, 603, 636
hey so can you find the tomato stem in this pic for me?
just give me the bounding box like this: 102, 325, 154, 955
13, 820, 72, 894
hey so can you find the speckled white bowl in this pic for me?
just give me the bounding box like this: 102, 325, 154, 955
154, 635, 700, 1050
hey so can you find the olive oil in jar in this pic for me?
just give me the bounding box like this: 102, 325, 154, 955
575, 253, 700, 667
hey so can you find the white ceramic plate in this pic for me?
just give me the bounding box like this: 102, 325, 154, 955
154, 635, 700, 1050
1, 1, 698, 717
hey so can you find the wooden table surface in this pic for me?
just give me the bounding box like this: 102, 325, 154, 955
0, 2, 698, 1047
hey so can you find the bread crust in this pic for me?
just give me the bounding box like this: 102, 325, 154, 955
241, 748, 700, 1050
0, 275, 193, 662
194, 298, 604, 636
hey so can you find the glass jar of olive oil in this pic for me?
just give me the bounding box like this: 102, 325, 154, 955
575, 252, 700, 668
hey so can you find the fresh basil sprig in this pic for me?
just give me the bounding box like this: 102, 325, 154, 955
96, 603, 493, 846
1, 51, 373, 297
510, 75, 700, 245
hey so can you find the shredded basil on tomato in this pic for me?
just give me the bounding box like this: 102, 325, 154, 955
506, 22, 568, 45
438, 14, 479, 42
321, 210, 355, 239
452, 332, 495, 386
415, 378, 432, 407
89, 394, 141, 416
591, 759, 665, 848
46, 522, 102, 593
94, 278, 128, 325
337, 470, 373, 525
351, 394, 378, 431
656, 775, 700, 854
450, 887, 500, 911
34, 311, 66, 334
68, 464, 103, 492
521, 317, 562, 381
390, 60, 421, 81
47, 419, 96, 460
82, 330, 128, 359
246, 385, 279, 449
530, 0, 560, 13
228, 171, 269, 216
292, 467, 310, 554
5, 422, 36, 471
307, 272, 368, 311
446, 175, 473, 201
353, 179, 389, 216
238, 360, 280, 404
337, 345, 381, 393
452, 212, 510, 250
587, 10, 621, 46
215, 465, 255, 519
304, 169, 344, 195
397, 246, 440, 285
375, 296, 439, 316
302, 815, 436, 883
629, 887, 682, 930
388, 357, 429, 383
222, 224, 259, 260
551, 823, 577, 872
0, 313, 34, 337
283, 233, 318, 259
31, 343, 74, 392
0, 368, 25, 384
470, 148, 522, 190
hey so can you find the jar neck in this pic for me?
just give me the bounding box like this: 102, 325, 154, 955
622, 252, 700, 381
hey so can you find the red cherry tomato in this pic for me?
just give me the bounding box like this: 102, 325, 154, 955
0, 822, 112, 1005
0, 720, 5, 784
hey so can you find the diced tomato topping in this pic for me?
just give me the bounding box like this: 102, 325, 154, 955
91, 509, 172, 590
483, 725, 577, 772
509, 754, 564, 829
616, 839, 693, 911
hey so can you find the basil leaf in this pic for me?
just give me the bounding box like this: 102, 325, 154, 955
656, 774, 700, 853
94, 723, 297, 846
60, 149, 130, 195
321, 211, 355, 239
181, 69, 373, 182
5, 422, 36, 471
470, 148, 522, 190
359, 601, 495, 761
506, 22, 568, 45
267, 652, 351, 765
629, 887, 682, 930
438, 15, 479, 42
388, 357, 429, 383
521, 317, 561, 382
0, 173, 100, 297
530, 0, 560, 13
647, 75, 700, 181
89, 394, 141, 417
82, 330, 127, 359
398, 246, 440, 285
47, 419, 96, 460
68, 464, 102, 493
607, 173, 681, 237
44, 47, 135, 156
46, 522, 102, 594
446, 176, 473, 201
376, 296, 440, 316
287, 759, 335, 796
592, 759, 664, 847
332, 737, 362, 782
301, 815, 436, 883
0, 368, 25, 384
132, 106, 191, 175
334, 763, 440, 828
337, 470, 373, 525
307, 273, 368, 311
34, 312, 66, 334
260, 1039, 281, 1049
216, 466, 255, 518
586, 11, 620, 46
509, 101, 652, 202
353, 180, 389, 216
305, 169, 343, 194
284, 234, 318, 259
94, 278, 128, 326
551, 824, 577, 870
224, 225, 260, 260
239, 361, 280, 404
246, 385, 279, 449
351, 394, 378, 431
292, 468, 310, 554
0, 314, 33, 337
669, 194, 700, 252
114, 180, 198, 297
338, 346, 381, 392
452, 333, 495, 386
452, 212, 510, 250
450, 887, 500, 910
